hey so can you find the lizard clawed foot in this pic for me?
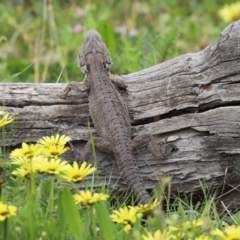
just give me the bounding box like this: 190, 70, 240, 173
58, 81, 89, 99
69, 142, 85, 164
58, 93, 67, 99
58, 87, 71, 99
149, 136, 178, 160
157, 137, 178, 159
149, 139, 164, 160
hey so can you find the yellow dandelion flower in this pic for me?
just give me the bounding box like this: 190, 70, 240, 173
12, 167, 33, 178
11, 156, 48, 174
142, 229, 170, 240
110, 206, 139, 232
194, 235, 211, 240
11, 155, 43, 165
224, 225, 240, 239
40, 144, 70, 158
0, 111, 14, 128
29, 155, 49, 170
136, 199, 160, 214
10, 142, 42, 159
0, 201, 17, 221
37, 134, 71, 158
211, 225, 240, 239
171, 231, 186, 239
74, 190, 109, 205
38, 134, 71, 148
61, 161, 97, 182
10, 156, 30, 166
37, 158, 68, 175
169, 218, 203, 232
218, 2, 240, 22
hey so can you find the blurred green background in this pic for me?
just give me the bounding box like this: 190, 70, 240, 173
0, 0, 237, 83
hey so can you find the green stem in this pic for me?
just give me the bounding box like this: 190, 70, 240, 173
90, 205, 97, 238
28, 172, 36, 240
29, 159, 36, 195
45, 177, 55, 218
3, 218, 8, 240
0, 182, 2, 200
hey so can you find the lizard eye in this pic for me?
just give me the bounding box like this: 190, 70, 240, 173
85, 35, 91, 42
95, 35, 101, 41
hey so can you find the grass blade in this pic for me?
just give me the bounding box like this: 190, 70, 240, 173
95, 202, 116, 240
58, 187, 83, 239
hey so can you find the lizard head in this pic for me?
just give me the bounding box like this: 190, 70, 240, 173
77, 30, 113, 73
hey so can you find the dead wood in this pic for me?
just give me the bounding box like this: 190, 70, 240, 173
1, 21, 240, 209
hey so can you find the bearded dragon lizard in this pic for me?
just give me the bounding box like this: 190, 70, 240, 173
59, 30, 165, 204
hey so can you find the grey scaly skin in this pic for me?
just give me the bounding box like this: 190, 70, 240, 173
59, 30, 165, 204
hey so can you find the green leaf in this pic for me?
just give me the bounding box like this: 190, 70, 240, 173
6, 63, 33, 81
178, 201, 186, 220
58, 188, 83, 239
98, 20, 116, 55
85, 11, 96, 31
57, 194, 68, 239
95, 202, 116, 240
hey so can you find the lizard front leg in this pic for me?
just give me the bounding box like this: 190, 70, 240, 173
109, 73, 128, 89
58, 77, 89, 99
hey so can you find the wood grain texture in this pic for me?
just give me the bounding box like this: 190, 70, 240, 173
1, 21, 240, 207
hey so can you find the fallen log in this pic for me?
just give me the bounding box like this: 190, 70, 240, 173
1, 21, 240, 209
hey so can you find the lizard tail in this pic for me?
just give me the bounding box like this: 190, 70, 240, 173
117, 153, 151, 204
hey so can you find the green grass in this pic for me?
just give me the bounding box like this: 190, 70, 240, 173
1, 1, 240, 239
0, 127, 239, 239
0, 0, 237, 83
1, 153, 240, 239
0, 130, 239, 239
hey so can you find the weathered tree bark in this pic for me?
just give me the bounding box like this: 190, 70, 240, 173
1, 21, 240, 209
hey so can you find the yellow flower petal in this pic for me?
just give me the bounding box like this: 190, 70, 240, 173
40, 144, 69, 158
136, 199, 160, 214
211, 225, 240, 239
12, 167, 32, 178
0, 201, 17, 221
10, 142, 42, 159
142, 229, 170, 240
218, 2, 240, 22
37, 134, 71, 158
74, 190, 109, 205
0, 111, 14, 128
124, 224, 131, 233
194, 235, 211, 240
110, 206, 139, 232
37, 158, 68, 175
38, 134, 71, 148
11, 155, 48, 176
11, 156, 30, 166
61, 161, 96, 182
